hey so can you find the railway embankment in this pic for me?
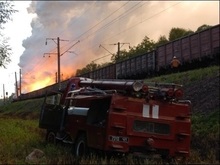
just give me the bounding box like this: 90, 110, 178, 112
183, 71, 219, 114
146, 65, 219, 115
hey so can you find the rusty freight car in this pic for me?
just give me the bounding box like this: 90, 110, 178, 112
156, 24, 219, 72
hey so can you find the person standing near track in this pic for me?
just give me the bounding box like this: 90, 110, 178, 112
170, 56, 181, 73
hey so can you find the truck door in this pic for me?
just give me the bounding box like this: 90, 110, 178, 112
39, 93, 65, 131
86, 97, 111, 150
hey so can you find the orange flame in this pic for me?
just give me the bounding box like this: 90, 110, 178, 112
29, 77, 53, 91
22, 65, 77, 93
21, 50, 98, 93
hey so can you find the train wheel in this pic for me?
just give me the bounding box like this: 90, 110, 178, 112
74, 134, 87, 157
46, 130, 57, 144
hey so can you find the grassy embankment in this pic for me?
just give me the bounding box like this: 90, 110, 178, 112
0, 65, 219, 164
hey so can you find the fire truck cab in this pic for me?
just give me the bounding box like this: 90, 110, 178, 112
39, 77, 191, 160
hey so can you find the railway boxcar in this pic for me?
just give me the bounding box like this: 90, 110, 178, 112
156, 24, 220, 72
83, 63, 116, 79
116, 51, 156, 79
95, 63, 115, 79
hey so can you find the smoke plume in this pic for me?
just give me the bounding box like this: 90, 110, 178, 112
18, 1, 219, 93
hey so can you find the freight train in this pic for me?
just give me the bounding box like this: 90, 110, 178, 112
79, 24, 219, 79
16, 24, 219, 101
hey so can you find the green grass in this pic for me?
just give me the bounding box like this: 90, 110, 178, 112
0, 98, 43, 119
0, 118, 43, 164
145, 65, 219, 85
192, 108, 219, 136
0, 118, 161, 164
190, 109, 219, 163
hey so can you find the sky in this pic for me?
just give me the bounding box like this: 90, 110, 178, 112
0, 1, 219, 98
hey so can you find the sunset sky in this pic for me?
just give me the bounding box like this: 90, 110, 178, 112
0, 1, 219, 97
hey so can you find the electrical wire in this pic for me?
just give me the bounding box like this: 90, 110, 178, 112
62, 2, 144, 63
102, 2, 182, 43
62, 3, 144, 66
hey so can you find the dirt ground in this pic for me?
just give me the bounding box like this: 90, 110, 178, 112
183, 72, 219, 114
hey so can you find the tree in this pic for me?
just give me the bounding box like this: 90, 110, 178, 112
135, 36, 156, 55
75, 61, 100, 76
196, 24, 212, 32
169, 27, 194, 41
111, 36, 156, 63
85, 62, 100, 72
75, 69, 82, 76
0, 1, 17, 68
0, 37, 11, 67
156, 35, 169, 46
111, 49, 129, 63
99, 62, 113, 68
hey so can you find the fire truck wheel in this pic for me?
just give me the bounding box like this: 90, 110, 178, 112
46, 130, 57, 144
74, 134, 87, 157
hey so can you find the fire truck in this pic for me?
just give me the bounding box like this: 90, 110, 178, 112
39, 77, 191, 160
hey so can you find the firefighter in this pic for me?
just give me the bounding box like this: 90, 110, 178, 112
170, 56, 181, 73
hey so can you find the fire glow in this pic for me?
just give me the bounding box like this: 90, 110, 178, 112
21, 63, 78, 93
30, 77, 52, 91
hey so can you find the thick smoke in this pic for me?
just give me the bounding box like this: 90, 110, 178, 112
18, 1, 219, 93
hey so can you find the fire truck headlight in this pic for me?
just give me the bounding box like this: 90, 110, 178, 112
133, 81, 143, 92
142, 85, 148, 93
174, 89, 183, 99
167, 88, 174, 97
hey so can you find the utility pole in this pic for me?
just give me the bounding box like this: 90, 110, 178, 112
45, 37, 67, 90
57, 37, 61, 90
45, 38, 79, 90
3, 84, 5, 105
55, 72, 57, 83
109, 42, 130, 79
19, 69, 21, 95
15, 72, 18, 98
117, 42, 120, 60
110, 42, 130, 61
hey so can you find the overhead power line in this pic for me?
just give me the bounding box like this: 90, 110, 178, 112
79, 1, 143, 44
61, 40, 80, 56
69, 1, 145, 59
73, 1, 146, 56
101, 2, 182, 44
73, 1, 130, 42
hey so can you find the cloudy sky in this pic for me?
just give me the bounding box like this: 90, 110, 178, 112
0, 1, 219, 97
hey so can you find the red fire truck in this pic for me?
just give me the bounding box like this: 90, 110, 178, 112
39, 77, 191, 161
